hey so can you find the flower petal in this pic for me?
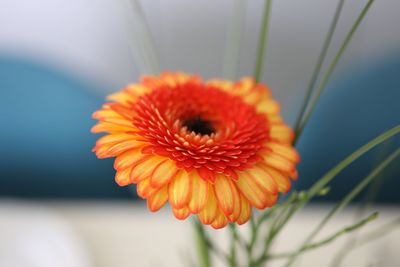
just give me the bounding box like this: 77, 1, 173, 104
168, 170, 192, 209
114, 148, 147, 171
107, 90, 135, 105
131, 156, 166, 183
237, 194, 251, 225
262, 153, 295, 173
188, 171, 209, 214
227, 185, 241, 222
260, 164, 292, 193
150, 159, 179, 188
91, 122, 136, 134
104, 140, 144, 157
172, 206, 190, 220
198, 186, 218, 224
211, 211, 229, 229
95, 133, 133, 146
236, 172, 278, 209
115, 166, 133, 186
246, 164, 278, 194
137, 178, 157, 199
147, 186, 168, 212
264, 142, 300, 163
214, 174, 237, 216
270, 124, 294, 143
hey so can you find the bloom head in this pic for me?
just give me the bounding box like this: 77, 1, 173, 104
91, 72, 299, 229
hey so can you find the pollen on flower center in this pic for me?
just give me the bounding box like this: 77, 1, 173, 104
182, 116, 215, 136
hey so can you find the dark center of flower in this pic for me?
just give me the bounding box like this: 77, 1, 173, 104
183, 116, 215, 136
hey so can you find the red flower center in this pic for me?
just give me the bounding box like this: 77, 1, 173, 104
132, 81, 270, 182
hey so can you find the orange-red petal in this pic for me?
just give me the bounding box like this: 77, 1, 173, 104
137, 179, 157, 199
236, 172, 278, 209
211, 211, 229, 229
237, 194, 251, 225
264, 142, 300, 163
188, 171, 209, 214
147, 186, 168, 212
150, 159, 179, 188
115, 166, 133, 186
214, 174, 237, 216
198, 186, 218, 224
172, 206, 190, 220
260, 164, 292, 193
168, 170, 192, 209
246, 164, 278, 194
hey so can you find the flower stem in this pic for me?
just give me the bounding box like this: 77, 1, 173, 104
223, 0, 247, 80
253, 125, 399, 266
193, 219, 212, 267
295, 0, 375, 139
228, 224, 238, 267
246, 216, 258, 267
268, 212, 378, 260
126, 0, 160, 74
283, 146, 400, 267
293, 0, 345, 139
254, 0, 273, 83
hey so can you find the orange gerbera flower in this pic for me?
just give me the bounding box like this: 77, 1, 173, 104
91, 72, 299, 229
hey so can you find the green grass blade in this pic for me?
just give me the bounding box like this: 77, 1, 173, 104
293, 0, 345, 140
329, 216, 400, 267
126, 0, 160, 74
284, 146, 400, 267
306, 126, 399, 199
296, 0, 375, 138
252, 126, 399, 266
193, 219, 212, 267
269, 212, 378, 260
223, 0, 247, 80
254, 0, 273, 82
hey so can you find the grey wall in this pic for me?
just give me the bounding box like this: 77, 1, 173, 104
1, 0, 399, 123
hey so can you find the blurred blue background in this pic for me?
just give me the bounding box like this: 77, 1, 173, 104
0, 0, 399, 202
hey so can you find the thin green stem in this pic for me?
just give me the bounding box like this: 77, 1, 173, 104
296, 0, 375, 138
306, 125, 398, 200
284, 146, 400, 267
193, 219, 212, 267
329, 141, 392, 267
252, 193, 301, 266
253, 126, 399, 267
329, 217, 400, 267
247, 216, 258, 267
126, 0, 160, 74
262, 212, 378, 261
293, 0, 345, 139
274, 125, 399, 232
254, 0, 273, 82
223, 0, 247, 80
228, 224, 238, 267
